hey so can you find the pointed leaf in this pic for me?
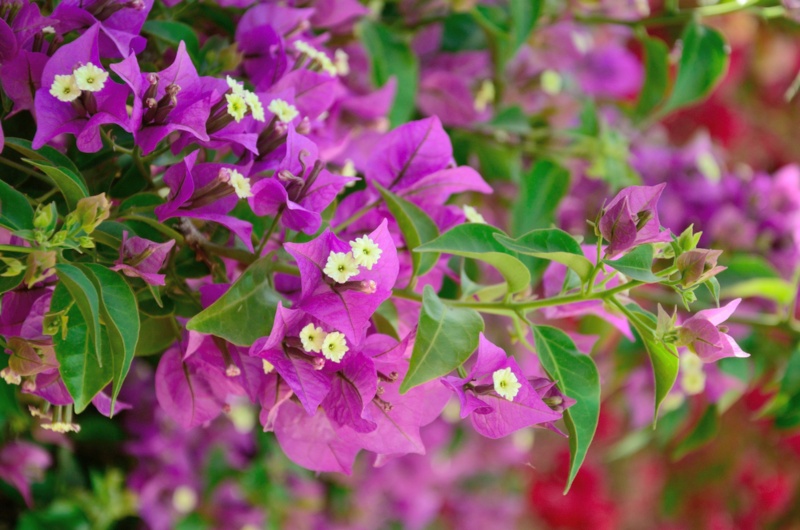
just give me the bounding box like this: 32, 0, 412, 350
627, 304, 680, 424
55, 264, 101, 366
4, 137, 81, 175
603, 244, 660, 282
78, 265, 139, 415
187, 255, 285, 346
532, 325, 600, 493
374, 181, 440, 276
671, 405, 719, 461
661, 22, 729, 115
416, 224, 531, 293
494, 228, 593, 281
23, 160, 89, 211
400, 285, 484, 393
0, 179, 33, 231
50, 283, 113, 412
634, 36, 669, 120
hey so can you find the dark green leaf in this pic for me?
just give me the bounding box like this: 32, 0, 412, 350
186, 256, 284, 346
360, 21, 419, 128
55, 264, 102, 367
494, 228, 593, 281
136, 316, 179, 356
671, 405, 719, 460
626, 305, 679, 424
400, 285, 484, 393
532, 325, 600, 493
604, 245, 660, 282
634, 36, 670, 120
416, 224, 531, 294
4, 137, 81, 175
50, 283, 113, 412
24, 160, 89, 210
78, 265, 139, 415
661, 22, 729, 116
142, 21, 201, 63
511, 159, 570, 236
509, 0, 541, 53
374, 182, 440, 277
0, 179, 34, 231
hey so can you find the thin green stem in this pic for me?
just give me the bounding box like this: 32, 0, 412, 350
0, 156, 48, 182
0, 244, 35, 254
256, 208, 284, 257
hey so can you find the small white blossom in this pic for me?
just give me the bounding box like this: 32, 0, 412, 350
349, 235, 382, 270
493, 367, 522, 401
334, 49, 350, 76
73, 63, 108, 92
680, 353, 706, 396
227, 169, 253, 199
171, 486, 198, 514
262, 359, 275, 374
244, 91, 265, 122
463, 205, 487, 224
268, 98, 299, 123
226, 75, 245, 95
323, 251, 359, 283
49, 74, 81, 102
473, 79, 495, 112
299, 323, 326, 353
226, 93, 247, 122
321, 331, 348, 363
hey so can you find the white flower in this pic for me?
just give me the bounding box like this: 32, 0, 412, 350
226, 75, 245, 95
349, 235, 382, 270
321, 331, 348, 362
227, 169, 252, 199
49, 74, 81, 102
493, 367, 522, 401
171, 486, 198, 514
268, 99, 299, 124
244, 91, 265, 122
73, 63, 108, 92
323, 251, 359, 283
463, 205, 487, 224
680, 353, 706, 396
299, 323, 326, 353
473, 79, 495, 112
262, 359, 275, 374
334, 49, 350, 76
226, 93, 247, 122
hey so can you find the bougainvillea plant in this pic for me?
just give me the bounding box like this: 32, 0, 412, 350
3, 0, 800, 527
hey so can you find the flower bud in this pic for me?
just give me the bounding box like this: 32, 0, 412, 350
23, 250, 56, 288
74, 193, 111, 234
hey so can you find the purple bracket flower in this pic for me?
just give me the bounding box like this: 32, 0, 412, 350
111, 41, 211, 155
154, 151, 254, 251
32, 24, 130, 152
678, 298, 749, 362
442, 334, 563, 439
110, 232, 175, 286
284, 220, 399, 345
0, 441, 51, 506
599, 183, 672, 258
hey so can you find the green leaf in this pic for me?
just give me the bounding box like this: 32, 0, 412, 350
626, 305, 679, 424
721, 278, 794, 305
704, 277, 721, 306
78, 265, 139, 415
661, 22, 729, 116
671, 405, 719, 460
142, 21, 201, 63
55, 264, 102, 367
359, 21, 419, 128
415, 224, 531, 294
494, 228, 593, 281
186, 256, 284, 346
23, 160, 89, 211
532, 325, 600, 493
634, 36, 670, 120
374, 182, 440, 277
400, 285, 484, 393
136, 316, 179, 356
511, 160, 570, 236
603, 245, 660, 282
509, 0, 542, 53
50, 283, 113, 412
0, 179, 34, 231
4, 137, 81, 175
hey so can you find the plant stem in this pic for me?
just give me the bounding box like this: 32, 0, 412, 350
256, 208, 284, 257
332, 199, 380, 233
